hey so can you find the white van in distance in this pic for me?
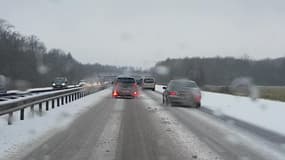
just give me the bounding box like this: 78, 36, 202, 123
142, 77, 156, 91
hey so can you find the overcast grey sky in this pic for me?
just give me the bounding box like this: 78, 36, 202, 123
1, 0, 285, 68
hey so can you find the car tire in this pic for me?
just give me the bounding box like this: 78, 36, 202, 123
196, 102, 201, 108
166, 98, 170, 106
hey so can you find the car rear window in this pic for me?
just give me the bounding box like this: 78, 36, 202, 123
169, 81, 198, 90
116, 78, 135, 84
144, 78, 155, 83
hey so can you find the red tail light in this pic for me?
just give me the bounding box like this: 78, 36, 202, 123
195, 95, 201, 102
168, 91, 177, 96
133, 91, 139, 97
113, 90, 118, 97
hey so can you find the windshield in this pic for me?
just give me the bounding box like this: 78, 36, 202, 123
144, 78, 155, 83
169, 81, 198, 90
54, 78, 65, 83
1, 1, 285, 160
116, 78, 135, 84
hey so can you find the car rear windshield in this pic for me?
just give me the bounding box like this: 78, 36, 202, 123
116, 78, 135, 84
169, 81, 198, 90
144, 78, 154, 83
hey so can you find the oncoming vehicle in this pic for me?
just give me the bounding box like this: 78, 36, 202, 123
162, 79, 201, 108
78, 80, 88, 87
142, 77, 156, 91
112, 77, 138, 98
52, 77, 68, 89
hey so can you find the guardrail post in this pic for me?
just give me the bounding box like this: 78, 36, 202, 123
61, 97, 64, 105
20, 108, 24, 120
31, 105, 34, 117
8, 112, 13, 125
46, 101, 49, 111
57, 98, 60, 107
65, 95, 68, 103
69, 95, 71, 102
39, 103, 42, 116
52, 99, 55, 109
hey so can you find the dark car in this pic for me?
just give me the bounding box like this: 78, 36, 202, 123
112, 77, 138, 98
52, 77, 68, 89
162, 79, 201, 108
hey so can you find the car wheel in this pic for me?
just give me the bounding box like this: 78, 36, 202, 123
166, 98, 170, 106
196, 102, 201, 108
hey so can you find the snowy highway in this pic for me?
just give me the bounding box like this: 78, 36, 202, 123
1, 87, 284, 160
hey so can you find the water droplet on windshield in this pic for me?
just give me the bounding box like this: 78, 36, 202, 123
154, 65, 169, 76
225, 134, 240, 145
37, 65, 49, 74
213, 109, 223, 117
230, 77, 259, 101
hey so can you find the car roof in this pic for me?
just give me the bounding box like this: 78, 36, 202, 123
170, 79, 196, 83
116, 76, 135, 79
144, 77, 155, 79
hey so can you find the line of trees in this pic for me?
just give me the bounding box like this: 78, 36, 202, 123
151, 56, 285, 86
0, 19, 124, 89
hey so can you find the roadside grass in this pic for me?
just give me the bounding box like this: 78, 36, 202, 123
259, 86, 285, 102
203, 85, 285, 102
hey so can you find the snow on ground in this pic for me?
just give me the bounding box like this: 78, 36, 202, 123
155, 85, 285, 136
0, 88, 110, 160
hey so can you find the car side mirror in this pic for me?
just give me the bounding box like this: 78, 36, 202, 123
162, 86, 167, 90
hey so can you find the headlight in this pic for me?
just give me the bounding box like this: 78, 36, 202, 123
62, 83, 66, 86
52, 83, 56, 86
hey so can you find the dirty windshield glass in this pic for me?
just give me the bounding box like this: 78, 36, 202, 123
0, 1, 285, 160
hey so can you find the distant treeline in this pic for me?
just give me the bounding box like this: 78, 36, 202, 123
0, 19, 124, 89
152, 57, 285, 86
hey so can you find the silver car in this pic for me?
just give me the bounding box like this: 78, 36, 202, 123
142, 77, 156, 91
162, 79, 201, 108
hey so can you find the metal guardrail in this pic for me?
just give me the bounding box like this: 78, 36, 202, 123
0, 85, 107, 125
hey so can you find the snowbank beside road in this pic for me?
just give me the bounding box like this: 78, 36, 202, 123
0, 89, 110, 160
155, 85, 285, 136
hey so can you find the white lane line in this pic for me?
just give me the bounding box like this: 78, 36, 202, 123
141, 92, 223, 160
89, 99, 124, 160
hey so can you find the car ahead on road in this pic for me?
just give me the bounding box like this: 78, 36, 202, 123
52, 77, 68, 89
112, 77, 139, 98
142, 77, 156, 91
162, 79, 201, 108
78, 80, 90, 87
